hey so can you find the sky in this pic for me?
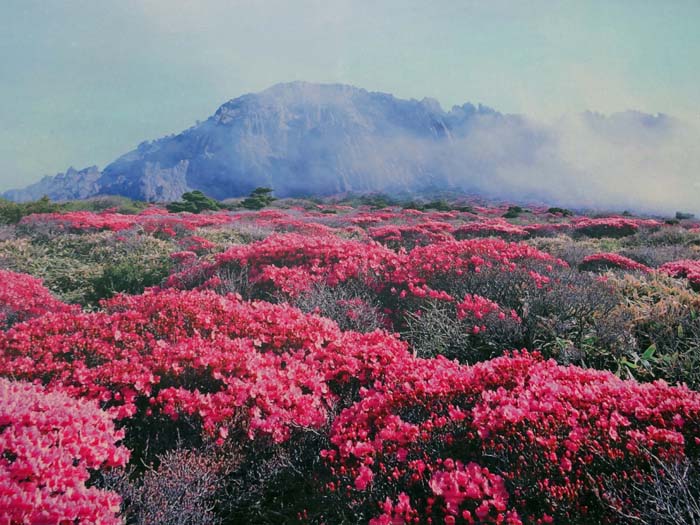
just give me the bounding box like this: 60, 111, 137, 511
1, 0, 699, 190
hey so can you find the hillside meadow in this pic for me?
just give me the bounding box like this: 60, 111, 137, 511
2, 195, 700, 524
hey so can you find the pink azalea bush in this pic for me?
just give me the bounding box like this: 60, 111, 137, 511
453, 219, 529, 240
322, 351, 700, 523
579, 253, 652, 273
391, 238, 567, 302
368, 222, 454, 249
166, 232, 403, 297
18, 208, 234, 236
660, 259, 700, 290
0, 270, 75, 329
456, 294, 521, 334
572, 217, 660, 239
0, 289, 411, 445
0, 378, 129, 524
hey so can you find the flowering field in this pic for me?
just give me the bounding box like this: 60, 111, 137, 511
2, 199, 700, 524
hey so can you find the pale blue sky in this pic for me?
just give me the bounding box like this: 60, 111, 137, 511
1, 0, 699, 190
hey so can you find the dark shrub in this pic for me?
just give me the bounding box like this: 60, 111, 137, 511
609, 456, 700, 524
60, 196, 149, 214
608, 273, 700, 387
523, 268, 632, 365
167, 191, 221, 214
91, 253, 172, 300
404, 299, 523, 362
222, 430, 332, 524
293, 282, 386, 333
623, 225, 700, 248
423, 199, 451, 211
547, 206, 573, 216
241, 188, 276, 210
502, 205, 523, 218
103, 444, 239, 525
574, 222, 637, 239
0, 196, 60, 224
620, 244, 700, 267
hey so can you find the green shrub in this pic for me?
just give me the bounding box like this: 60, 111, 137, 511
608, 272, 700, 388
0, 237, 101, 303
0, 233, 175, 305
623, 226, 700, 247
404, 300, 523, 362
676, 211, 696, 220
167, 191, 221, 214
240, 188, 276, 210
293, 282, 385, 333
190, 228, 247, 250
0, 199, 22, 224
90, 252, 172, 301
400, 200, 425, 211
502, 205, 524, 218
60, 196, 149, 214
0, 196, 60, 224
619, 245, 700, 267
547, 206, 573, 216
423, 199, 451, 211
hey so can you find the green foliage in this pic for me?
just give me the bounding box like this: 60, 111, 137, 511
90, 253, 172, 301
0, 196, 151, 224
241, 187, 276, 210
401, 200, 425, 211
399, 199, 475, 212
191, 227, 247, 249
607, 273, 700, 388
0, 233, 174, 305
423, 199, 451, 211
547, 206, 573, 216
251, 187, 274, 198
0, 199, 22, 224
676, 211, 696, 220
0, 196, 60, 224
60, 196, 149, 215
0, 237, 100, 303
167, 191, 221, 214
240, 199, 265, 211
502, 205, 524, 218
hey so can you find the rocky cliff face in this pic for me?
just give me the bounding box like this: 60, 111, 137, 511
3, 82, 502, 202
3, 166, 102, 202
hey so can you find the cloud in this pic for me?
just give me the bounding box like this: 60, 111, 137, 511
438, 111, 700, 215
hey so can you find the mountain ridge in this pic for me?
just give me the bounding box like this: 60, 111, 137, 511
4, 82, 691, 215
4, 82, 506, 202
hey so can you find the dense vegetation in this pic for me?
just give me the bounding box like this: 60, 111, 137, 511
2, 194, 700, 524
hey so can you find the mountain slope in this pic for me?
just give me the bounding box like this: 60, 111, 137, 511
3, 166, 101, 202
3, 82, 503, 202
4, 82, 696, 215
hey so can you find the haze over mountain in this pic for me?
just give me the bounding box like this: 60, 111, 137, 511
4, 82, 699, 214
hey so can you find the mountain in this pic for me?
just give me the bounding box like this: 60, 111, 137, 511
2, 82, 511, 202
4, 82, 696, 215
3, 166, 101, 202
